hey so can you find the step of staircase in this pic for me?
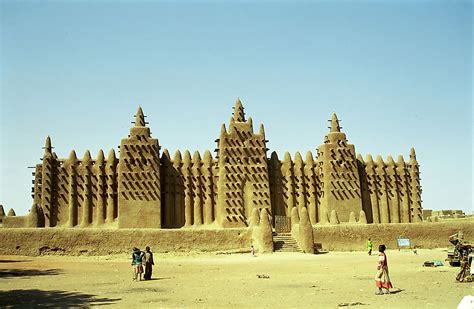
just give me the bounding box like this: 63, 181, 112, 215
273, 233, 302, 252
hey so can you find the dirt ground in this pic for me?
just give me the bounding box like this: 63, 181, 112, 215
0, 249, 472, 308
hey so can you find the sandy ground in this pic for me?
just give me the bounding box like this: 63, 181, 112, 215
0, 249, 472, 308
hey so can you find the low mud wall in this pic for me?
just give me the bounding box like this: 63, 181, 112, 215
0, 228, 252, 256
1, 221, 472, 256
313, 221, 474, 251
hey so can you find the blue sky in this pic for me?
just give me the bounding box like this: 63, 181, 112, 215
1, 0, 472, 216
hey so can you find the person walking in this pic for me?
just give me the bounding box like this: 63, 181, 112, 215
143, 246, 155, 280
367, 238, 373, 256
375, 244, 393, 295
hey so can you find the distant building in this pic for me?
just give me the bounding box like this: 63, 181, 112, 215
2, 99, 422, 229
423, 209, 466, 221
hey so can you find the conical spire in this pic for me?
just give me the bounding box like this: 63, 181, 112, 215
68, 150, 78, 163
96, 150, 105, 165
270, 151, 279, 161
107, 149, 116, 163
183, 150, 192, 167
305, 151, 314, 164
162, 149, 171, 160
248, 117, 254, 133
259, 124, 265, 138
375, 155, 385, 166
173, 150, 182, 164
387, 155, 395, 166
330, 113, 341, 133
409, 147, 417, 162
203, 150, 212, 165
135, 106, 146, 127
192, 151, 201, 163
232, 97, 245, 122
294, 151, 303, 167
82, 150, 92, 165
43, 136, 52, 154
220, 124, 227, 137
397, 155, 405, 166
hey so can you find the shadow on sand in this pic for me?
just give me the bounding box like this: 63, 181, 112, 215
0, 290, 121, 307
389, 289, 404, 294
314, 251, 329, 255
143, 277, 171, 281
0, 269, 62, 279
0, 259, 33, 263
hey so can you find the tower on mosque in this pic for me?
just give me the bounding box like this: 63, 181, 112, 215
2, 99, 422, 229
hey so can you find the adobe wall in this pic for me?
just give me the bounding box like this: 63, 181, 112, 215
313, 220, 474, 251
8, 102, 423, 230
0, 228, 251, 256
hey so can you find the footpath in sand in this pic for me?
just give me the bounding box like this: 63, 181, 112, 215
0, 249, 472, 308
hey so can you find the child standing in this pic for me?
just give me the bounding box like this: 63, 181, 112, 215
131, 247, 144, 281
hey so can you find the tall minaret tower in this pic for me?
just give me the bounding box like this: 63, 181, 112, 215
117, 107, 162, 228
316, 113, 363, 223
215, 99, 271, 227
409, 147, 422, 222
41, 136, 55, 227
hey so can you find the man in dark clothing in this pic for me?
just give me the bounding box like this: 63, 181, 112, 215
143, 246, 155, 280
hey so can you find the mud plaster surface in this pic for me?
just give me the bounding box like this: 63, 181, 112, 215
0, 249, 471, 308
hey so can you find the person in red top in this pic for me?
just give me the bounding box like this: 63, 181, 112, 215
375, 244, 393, 295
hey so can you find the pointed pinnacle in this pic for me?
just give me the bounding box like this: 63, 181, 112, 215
387, 155, 395, 165
68, 150, 78, 163
192, 151, 201, 163
83, 150, 92, 163
97, 149, 105, 164
220, 123, 227, 136
107, 149, 116, 164
135, 106, 146, 127
232, 97, 245, 122
397, 155, 405, 166
294, 151, 303, 165
375, 155, 385, 166
183, 150, 192, 166
203, 150, 212, 165
44, 136, 52, 153
330, 112, 341, 133
162, 149, 171, 160
270, 151, 279, 161
173, 150, 182, 163
259, 124, 265, 137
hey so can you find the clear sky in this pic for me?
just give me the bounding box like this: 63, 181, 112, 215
1, 0, 472, 216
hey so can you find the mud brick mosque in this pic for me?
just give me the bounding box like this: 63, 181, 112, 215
2, 99, 422, 230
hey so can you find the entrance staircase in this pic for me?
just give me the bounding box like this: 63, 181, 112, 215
273, 233, 301, 252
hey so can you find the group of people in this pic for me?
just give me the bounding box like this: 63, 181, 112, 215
131, 241, 392, 293
131, 246, 154, 281
367, 238, 393, 295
